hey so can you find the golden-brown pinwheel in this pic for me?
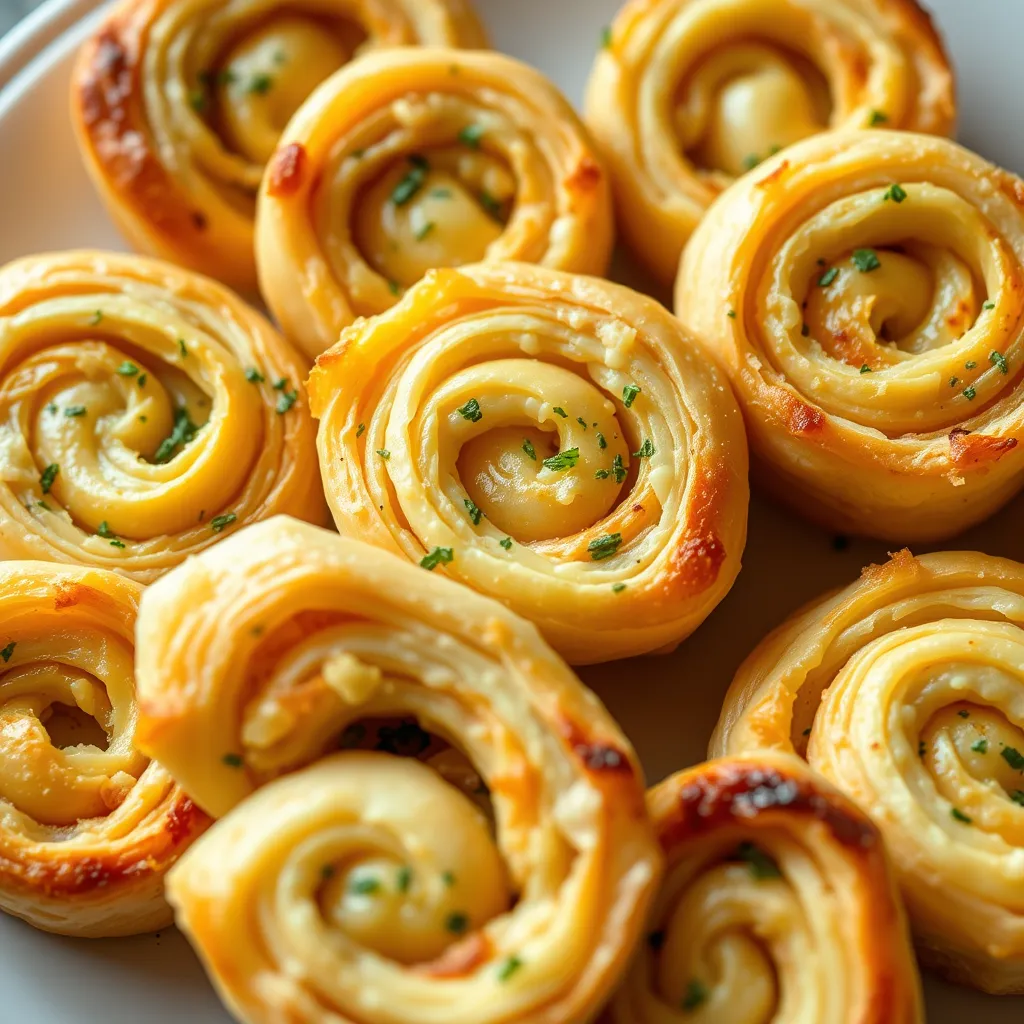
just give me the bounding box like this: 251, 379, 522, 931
713, 548, 1024, 993
607, 753, 922, 1023
72, 0, 486, 293
677, 130, 1024, 542
256, 49, 614, 357
134, 515, 662, 1024
0, 561, 206, 937
308, 263, 748, 665
586, 0, 955, 283
0, 251, 325, 582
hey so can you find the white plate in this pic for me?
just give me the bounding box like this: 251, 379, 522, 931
2, 0, 1024, 1020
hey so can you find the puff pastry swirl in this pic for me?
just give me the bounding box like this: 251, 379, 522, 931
607, 753, 922, 1023
72, 0, 486, 292
677, 130, 1024, 542
256, 49, 614, 357
134, 515, 661, 1024
0, 561, 206, 937
713, 549, 1024, 993
0, 251, 325, 583
585, 0, 954, 283
308, 263, 748, 664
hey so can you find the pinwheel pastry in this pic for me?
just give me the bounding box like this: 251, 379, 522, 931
256, 49, 614, 358
0, 251, 325, 583
712, 548, 1024, 993
71, 0, 486, 293
585, 0, 955, 283
134, 515, 662, 1024
0, 561, 206, 937
607, 752, 922, 1023
677, 130, 1024, 542
308, 263, 748, 665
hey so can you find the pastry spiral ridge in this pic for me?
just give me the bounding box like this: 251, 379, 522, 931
0, 251, 325, 582
0, 561, 206, 937
136, 515, 662, 1023
308, 263, 748, 664
713, 548, 1024, 993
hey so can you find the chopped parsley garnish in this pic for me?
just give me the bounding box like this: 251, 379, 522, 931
963, 386, 977, 401
958, 710, 970, 718
46, 402, 56, 414
1001, 746, 1024, 771
210, 512, 237, 533
276, 388, 298, 414
1013, 791, 1024, 806
430, 187, 453, 198
600, 25, 612, 48
391, 155, 429, 206
138, 373, 147, 388
415, 221, 435, 241
0, 642, 15, 663
116, 361, 139, 376
852, 248, 881, 273
464, 498, 483, 525
860, 365, 872, 374
356, 423, 365, 438
883, 183, 907, 203
457, 398, 482, 422
622, 383, 641, 408
442, 870, 456, 887
596, 431, 607, 449
612, 582, 626, 593
949, 377, 959, 387
727, 309, 737, 318
542, 447, 580, 471
497, 956, 523, 982
479, 190, 503, 220
522, 438, 537, 460
742, 153, 761, 172
420, 547, 454, 571
818, 267, 839, 287
611, 453, 627, 483
965, 360, 977, 369
633, 438, 655, 458
36, 501, 51, 511
154, 407, 198, 463
552, 406, 568, 418
991, 350, 1009, 374
388, 280, 401, 296
65, 405, 87, 417
245, 367, 265, 384
951, 807, 972, 824
971, 738, 989, 753
595, 469, 610, 479
499, 536, 513, 550
445, 912, 469, 934
736, 841, 781, 879
869, 109, 888, 126
349, 876, 381, 896
397, 866, 412, 892
458, 124, 484, 149
89, 310, 103, 326
984, 301, 996, 310
222, 753, 243, 767
576, 416, 588, 430
376, 449, 391, 459
681, 979, 709, 1011
97, 521, 115, 539
588, 533, 622, 561
248, 73, 273, 95
178, 338, 188, 358
40, 463, 59, 494
109, 539, 126, 549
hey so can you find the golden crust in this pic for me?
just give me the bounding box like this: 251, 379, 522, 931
713, 549, 1024, 993
0, 250, 326, 583
0, 561, 208, 937
585, 0, 955, 283
308, 263, 748, 664
256, 49, 615, 357
71, 0, 487, 293
677, 130, 1024, 542
135, 515, 662, 1024
606, 752, 922, 1022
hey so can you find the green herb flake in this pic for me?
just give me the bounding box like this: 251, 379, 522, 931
622, 383, 641, 408
154, 408, 198, 463
552, 406, 568, 418
963, 386, 977, 401
420, 546, 454, 571
576, 416, 588, 430
430, 187, 453, 198
116, 361, 139, 377
479, 190, 503, 220
442, 870, 456, 887
542, 447, 580, 471
633, 438, 655, 458
464, 498, 483, 525
445, 912, 469, 934
588, 533, 622, 561
0, 642, 15, 663
178, 338, 188, 358
951, 807, 972, 824
276, 389, 298, 414
818, 267, 839, 287
388, 279, 401, 296
40, 463, 59, 494
36, 501, 51, 512
860, 365, 872, 374
727, 309, 737, 318
376, 449, 391, 460
499, 536, 513, 550
991, 350, 1009, 374
97, 521, 115, 539
210, 512, 237, 533
458, 123, 485, 149
596, 431, 607, 449
852, 248, 881, 273
736, 841, 781, 879
109, 539, 126, 549
742, 153, 761, 172
89, 310, 104, 326
349, 876, 381, 896
1001, 746, 1024, 771
356, 423, 366, 438
522, 438, 537, 461
972, 738, 989, 753
681, 979, 709, 1012
611, 453, 627, 483
248, 73, 273, 95
594, 469, 610, 479
984, 301, 996, 310
600, 25, 612, 48
397, 866, 412, 892
1012, 791, 1024, 806
65, 405, 87, 417
392, 155, 429, 206
415, 221, 435, 241
869, 109, 889, 126
457, 398, 482, 422
497, 956, 523, 982
883, 183, 907, 203
966, 360, 977, 369
222, 753, 244, 767
958, 710, 970, 718
138, 374, 147, 388
612, 582, 626, 593
949, 377, 959, 388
